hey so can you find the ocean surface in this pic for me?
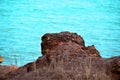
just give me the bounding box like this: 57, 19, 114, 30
0, 0, 120, 66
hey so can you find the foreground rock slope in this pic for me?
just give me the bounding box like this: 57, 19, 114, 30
0, 31, 120, 80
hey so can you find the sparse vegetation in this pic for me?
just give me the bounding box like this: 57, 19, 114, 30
42, 55, 111, 80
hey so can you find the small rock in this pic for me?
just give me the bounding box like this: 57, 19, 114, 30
0, 56, 4, 63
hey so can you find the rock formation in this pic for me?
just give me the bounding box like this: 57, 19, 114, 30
0, 31, 120, 80
41, 32, 101, 58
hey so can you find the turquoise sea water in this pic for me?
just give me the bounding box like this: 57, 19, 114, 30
0, 0, 120, 66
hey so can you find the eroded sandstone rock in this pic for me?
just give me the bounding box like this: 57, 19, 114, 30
0, 31, 120, 80
41, 31, 101, 58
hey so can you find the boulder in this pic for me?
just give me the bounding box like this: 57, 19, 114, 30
41, 31, 101, 58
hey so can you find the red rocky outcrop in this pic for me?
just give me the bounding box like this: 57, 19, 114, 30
41, 31, 101, 58
0, 31, 120, 80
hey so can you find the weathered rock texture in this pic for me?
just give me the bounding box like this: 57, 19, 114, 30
0, 65, 18, 78
0, 31, 120, 80
41, 32, 101, 58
